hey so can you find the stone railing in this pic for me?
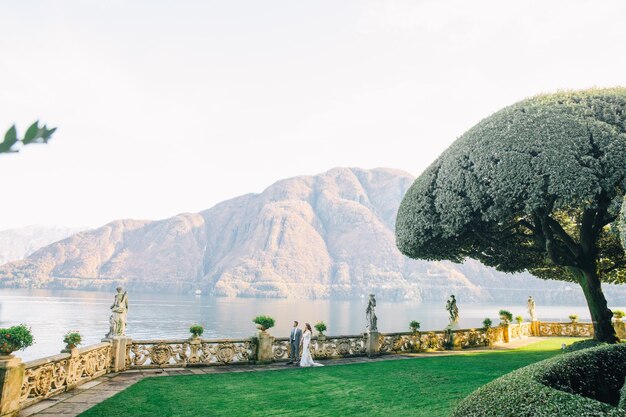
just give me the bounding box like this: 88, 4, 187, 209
537, 321, 594, 337
19, 342, 111, 409
0, 319, 610, 415
272, 326, 516, 360
510, 322, 533, 340
379, 327, 502, 353
126, 338, 256, 368
272, 334, 367, 361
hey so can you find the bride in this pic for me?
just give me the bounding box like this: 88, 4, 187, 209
300, 323, 323, 367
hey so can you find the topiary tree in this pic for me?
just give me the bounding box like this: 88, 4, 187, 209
1, 122, 56, 154
499, 310, 513, 325
396, 88, 626, 343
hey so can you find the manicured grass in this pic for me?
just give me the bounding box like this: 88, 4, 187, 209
80, 338, 579, 417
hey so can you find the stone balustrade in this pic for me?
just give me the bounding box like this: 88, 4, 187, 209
272, 334, 367, 361
272, 326, 524, 360
378, 327, 506, 354
537, 321, 594, 337
510, 322, 533, 339
19, 342, 111, 409
126, 338, 256, 368
0, 319, 617, 415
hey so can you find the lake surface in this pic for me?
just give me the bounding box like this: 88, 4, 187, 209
0, 288, 611, 361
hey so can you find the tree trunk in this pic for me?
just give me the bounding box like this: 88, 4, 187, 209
570, 266, 619, 343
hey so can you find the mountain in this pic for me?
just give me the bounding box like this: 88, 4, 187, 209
1, 167, 623, 303
0, 225, 84, 265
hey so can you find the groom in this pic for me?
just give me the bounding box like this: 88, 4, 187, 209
286, 320, 302, 365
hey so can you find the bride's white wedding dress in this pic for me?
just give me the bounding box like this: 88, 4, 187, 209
300, 330, 323, 367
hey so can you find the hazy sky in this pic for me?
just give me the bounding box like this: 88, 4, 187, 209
1, 0, 625, 230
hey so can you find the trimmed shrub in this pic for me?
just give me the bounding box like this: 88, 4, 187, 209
452, 344, 626, 416
614, 310, 625, 320
189, 324, 204, 337
482, 318, 492, 329
619, 379, 626, 410
569, 314, 579, 322
515, 315, 523, 324
252, 315, 275, 331
538, 344, 626, 405
563, 339, 606, 352
499, 310, 512, 324
314, 322, 327, 334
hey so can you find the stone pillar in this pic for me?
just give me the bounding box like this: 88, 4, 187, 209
107, 336, 132, 372
65, 348, 81, 391
0, 355, 24, 417
613, 320, 626, 339
366, 331, 380, 357
256, 331, 274, 364
502, 324, 510, 343
188, 337, 202, 365
530, 320, 541, 336
447, 330, 462, 350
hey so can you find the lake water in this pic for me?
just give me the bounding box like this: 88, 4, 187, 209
0, 288, 612, 361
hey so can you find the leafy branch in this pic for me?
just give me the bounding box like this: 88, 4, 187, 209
0, 121, 56, 154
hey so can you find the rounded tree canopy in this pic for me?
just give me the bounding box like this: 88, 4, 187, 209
396, 88, 626, 283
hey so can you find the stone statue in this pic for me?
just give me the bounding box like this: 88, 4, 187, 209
446, 295, 459, 326
106, 287, 129, 338
366, 294, 378, 331
527, 296, 536, 321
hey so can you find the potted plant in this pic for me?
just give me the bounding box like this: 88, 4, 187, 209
409, 320, 421, 333
515, 315, 523, 325
252, 315, 275, 332
482, 318, 493, 346
613, 310, 625, 321
499, 310, 513, 325
482, 318, 493, 330
569, 314, 579, 323
189, 324, 204, 338
314, 321, 327, 338
0, 324, 34, 356
63, 331, 82, 350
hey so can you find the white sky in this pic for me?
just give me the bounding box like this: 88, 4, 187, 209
0, 0, 625, 230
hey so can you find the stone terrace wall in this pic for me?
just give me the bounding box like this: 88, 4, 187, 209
0, 319, 613, 415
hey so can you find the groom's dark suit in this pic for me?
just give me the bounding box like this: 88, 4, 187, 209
287, 326, 302, 364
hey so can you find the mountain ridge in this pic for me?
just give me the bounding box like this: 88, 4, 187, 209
1, 167, 620, 303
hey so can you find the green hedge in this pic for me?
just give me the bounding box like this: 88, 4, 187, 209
451, 344, 626, 417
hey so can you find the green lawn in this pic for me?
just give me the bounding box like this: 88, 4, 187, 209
81, 338, 580, 417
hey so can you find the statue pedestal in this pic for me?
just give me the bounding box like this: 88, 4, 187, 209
0, 355, 24, 417
614, 319, 626, 339
530, 320, 540, 336
103, 336, 132, 372
256, 331, 274, 364
366, 330, 380, 357
444, 328, 462, 350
